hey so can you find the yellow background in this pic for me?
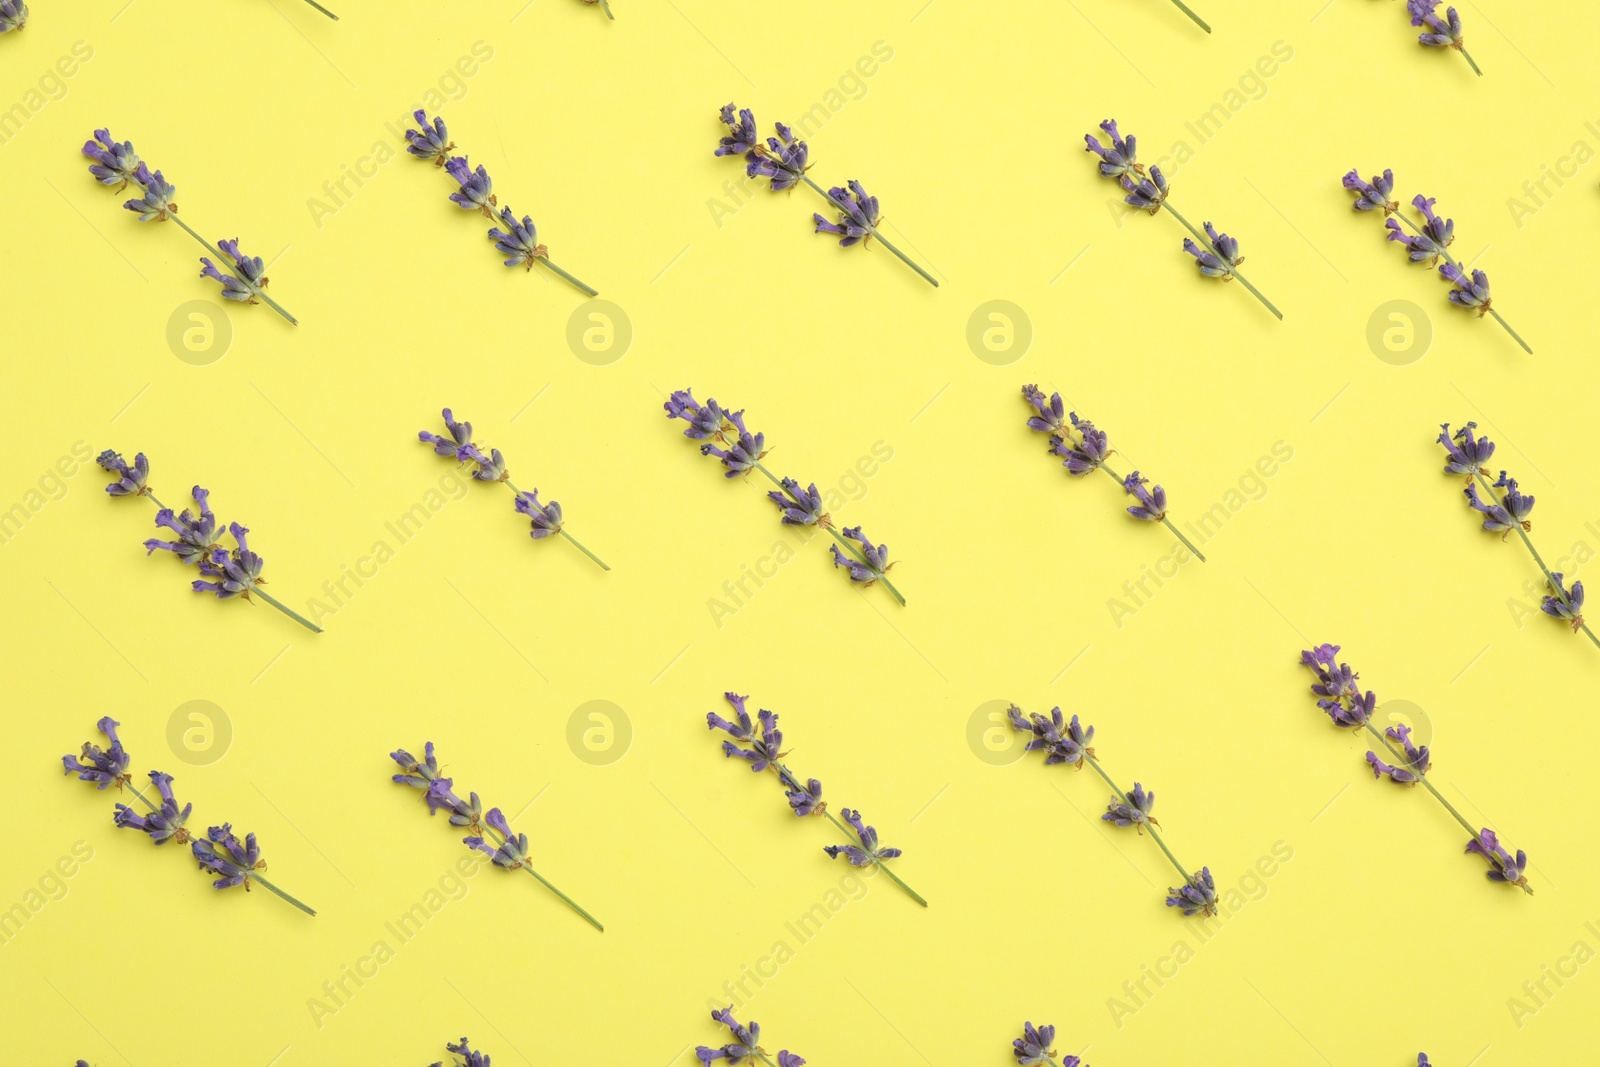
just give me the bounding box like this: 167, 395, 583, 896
3, 0, 1598, 1064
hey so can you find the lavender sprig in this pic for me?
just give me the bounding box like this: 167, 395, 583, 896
1085, 120, 1281, 319
390, 742, 604, 931
1436, 423, 1596, 651
81, 131, 298, 324
715, 104, 938, 288
0, 1, 28, 32
1299, 644, 1532, 894
664, 389, 906, 605
1021, 386, 1207, 562
1008, 703, 1217, 917
429, 1036, 491, 1067
416, 408, 609, 570
97, 450, 322, 633
1406, 1, 1479, 75
63, 718, 316, 915
405, 111, 598, 297
708, 693, 926, 907
1012, 1022, 1086, 1067
1342, 173, 1530, 353
695, 1007, 806, 1067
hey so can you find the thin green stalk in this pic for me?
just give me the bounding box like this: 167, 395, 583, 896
298, 0, 339, 18
505, 479, 609, 571
1165, 0, 1211, 32
1458, 45, 1482, 77
797, 174, 939, 288
597, 0, 614, 18
1095, 462, 1207, 562
536, 255, 599, 296
751, 460, 905, 605
1389, 211, 1530, 353
1083, 755, 1198, 890
165, 212, 299, 326
1161, 200, 1282, 319
249, 585, 324, 634
482, 822, 605, 931
1470, 471, 1600, 651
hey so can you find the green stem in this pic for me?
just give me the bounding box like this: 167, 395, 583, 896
1095, 463, 1207, 562
1459, 45, 1482, 76
1165, 0, 1211, 32
767, 763, 926, 907
1470, 471, 1600, 651
1389, 211, 1530, 353
298, 0, 339, 18
797, 174, 939, 288
505, 480, 609, 571
751, 460, 905, 605
1161, 200, 1282, 319
1083, 754, 1198, 889
166, 212, 299, 326
536, 255, 599, 297
250, 584, 324, 634
483, 822, 605, 931
597, 0, 614, 17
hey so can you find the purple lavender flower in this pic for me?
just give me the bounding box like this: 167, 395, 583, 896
664, 389, 733, 441
199, 239, 268, 304
445, 156, 497, 216
192, 523, 265, 599
1438, 422, 1494, 479
487, 207, 547, 270
697, 1007, 763, 1066
1022, 385, 1067, 435
145, 486, 219, 565
391, 742, 442, 789
1385, 195, 1453, 263
122, 163, 176, 221
748, 122, 809, 192
405, 110, 455, 166
471, 448, 507, 483
1046, 413, 1112, 476
1165, 867, 1217, 916
700, 410, 767, 477
714, 104, 760, 158
438, 1037, 489, 1067
767, 478, 827, 527
1366, 723, 1431, 784
1008, 705, 1095, 768
1184, 222, 1243, 278
1342, 169, 1397, 214
823, 807, 901, 867
1463, 477, 1533, 536
1104, 782, 1158, 832
1120, 168, 1169, 212
1122, 471, 1167, 521
62, 717, 130, 790
710, 694, 785, 771
0, 0, 27, 31
419, 409, 484, 464
813, 180, 879, 247
114, 771, 193, 844
1418, 1057, 1431, 1067
1084, 119, 1138, 179
514, 489, 563, 539
830, 526, 891, 586
423, 776, 479, 824
1409, 0, 1465, 50
98, 449, 150, 497
1440, 263, 1492, 315
1541, 572, 1586, 631
83, 129, 141, 189
1465, 828, 1529, 889
191, 823, 262, 890
1299, 644, 1375, 727
1012, 1023, 1058, 1067
465, 808, 530, 870
785, 776, 824, 817
776, 1055, 804, 1067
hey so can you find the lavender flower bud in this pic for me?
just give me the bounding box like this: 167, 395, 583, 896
1541, 572, 1585, 631
464, 807, 531, 870
1084, 119, 1137, 179
514, 489, 563, 539
97, 449, 150, 497
1463, 476, 1533, 536
445, 156, 497, 216
766, 478, 826, 527
487, 207, 547, 270
1342, 168, 1397, 214
419, 408, 481, 463
664, 389, 732, 441
1165, 866, 1217, 916
1120, 167, 1168, 212
144, 486, 219, 564
714, 104, 760, 158
191, 823, 262, 890
83, 128, 141, 189
192, 523, 266, 599
1009, 705, 1094, 767
1022, 385, 1067, 435
1440, 263, 1492, 315
1465, 828, 1528, 889
1437, 422, 1494, 478
1409, 0, 1465, 49
747, 122, 808, 192
0, 0, 28, 31
1122, 471, 1167, 521
813, 180, 878, 246
1366, 723, 1430, 784
1383, 195, 1453, 263
391, 741, 442, 788
830, 526, 891, 586
404, 110, 455, 166
1012, 1023, 1058, 1066
122, 163, 176, 221
1103, 782, 1157, 832
699, 410, 766, 476
784, 776, 823, 817
716, 701, 784, 771
198, 239, 268, 303
440, 1037, 489, 1067
823, 807, 901, 867
114, 770, 193, 843
62, 717, 130, 789
1184, 222, 1243, 278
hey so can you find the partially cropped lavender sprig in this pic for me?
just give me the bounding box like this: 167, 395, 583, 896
63, 718, 316, 915
390, 742, 604, 931
707, 692, 926, 906
429, 1036, 491, 1067
695, 1007, 806, 1067
1021, 385, 1208, 563
1343, 173, 1530, 353
1298, 644, 1531, 894
1012, 1022, 1085, 1067
0, 0, 28, 31
81, 130, 298, 324
1085, 120, 1281, 319
1406, 0, 1479, 75
405, 111, 598, 297
664, 389, 905, 605
714, 103, 938, 287
1008, 703, 1217, 917
416, 408, 607, 570
1436, 422, 1596, 651
98, 450, 322, 634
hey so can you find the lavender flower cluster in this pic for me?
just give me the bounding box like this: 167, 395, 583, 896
0, 1, 28, 32
418, 408, 562, 541
1299, 645, 1531, 891
665, 390, 902, 601
696, 1007, 804, 1067
81, 128, 293, 320
1404, 1, 1477, 74
405, 111, 598, 296
1012, 1022, 1084, 1067
1008, 703, 1217, 916
429, 1036, 490, 1067
62, 718, 309, 908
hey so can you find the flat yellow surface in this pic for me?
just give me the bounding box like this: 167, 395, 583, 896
3, 0, 1598, 1064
